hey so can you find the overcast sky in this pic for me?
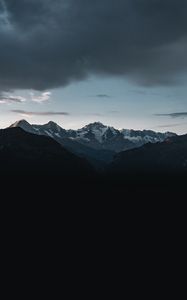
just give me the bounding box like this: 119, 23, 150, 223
0, 0, 187, 133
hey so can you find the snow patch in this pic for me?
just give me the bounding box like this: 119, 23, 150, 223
44, 130, 53, 138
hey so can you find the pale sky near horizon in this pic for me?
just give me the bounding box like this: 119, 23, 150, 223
0, 1, 187, 134
0, 75, 187, 133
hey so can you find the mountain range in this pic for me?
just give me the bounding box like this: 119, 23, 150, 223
0, 121, 186, 191
10, 120, 176, 168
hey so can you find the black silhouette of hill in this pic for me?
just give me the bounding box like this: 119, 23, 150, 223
0, 127, 93, 177
106, 134, 187, 189
109, 134, 187, 174
58, 137, 115, 169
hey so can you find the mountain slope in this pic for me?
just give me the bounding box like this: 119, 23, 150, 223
0, 127, 93, 176
10, 119, 68, 138
74, 122, 134, 151
108, 134, 187, 174
59, 137, 115, 169
121, 128, 175, 147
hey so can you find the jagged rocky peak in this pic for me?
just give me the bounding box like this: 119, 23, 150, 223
78, 122, 110, 143
165, 131, 177, 137
46, 121, 58, 126
82, 122, 107, 130
9, 120, 177, 152
10, 119, 35, 133
10, 119, 31, 128
45, 121, 59, 128
43, 121, 63, 132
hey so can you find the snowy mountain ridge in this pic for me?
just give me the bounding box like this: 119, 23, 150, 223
10, 120, 176, 152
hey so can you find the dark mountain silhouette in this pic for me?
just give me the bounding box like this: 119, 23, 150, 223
107, 135, 187, 188
54, 137, 114, 170
0, 127, 93, 177
109, 134, 187, 174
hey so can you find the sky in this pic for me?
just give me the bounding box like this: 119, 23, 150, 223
0, 0, 187, 133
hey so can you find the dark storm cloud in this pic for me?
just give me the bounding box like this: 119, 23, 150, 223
1, 0, 187, 91
11, 110, 69, 116
156, 112, 187, 118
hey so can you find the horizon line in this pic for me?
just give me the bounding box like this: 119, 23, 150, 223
0, 118, 182, 135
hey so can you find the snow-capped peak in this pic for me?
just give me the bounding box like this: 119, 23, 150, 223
46, 121, 58, 127
9, 120, 177, 152
82, 122, 106, 130
10, 119, 36, 134
10, 119, 30, 128
77, 122, 109, 143
43, 121, 62, 132
120, 128, 176, 144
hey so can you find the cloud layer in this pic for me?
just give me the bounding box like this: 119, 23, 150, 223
31, 91, 51, 103
95, 94, 110, 98
0, 92, 26, 104
11, 110, 69, 116
156, 112, 187, 118
0, 0, 187, 91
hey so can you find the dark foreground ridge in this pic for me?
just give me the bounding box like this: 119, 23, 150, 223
0, 127, 93, 177
108, 134, 187, 174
